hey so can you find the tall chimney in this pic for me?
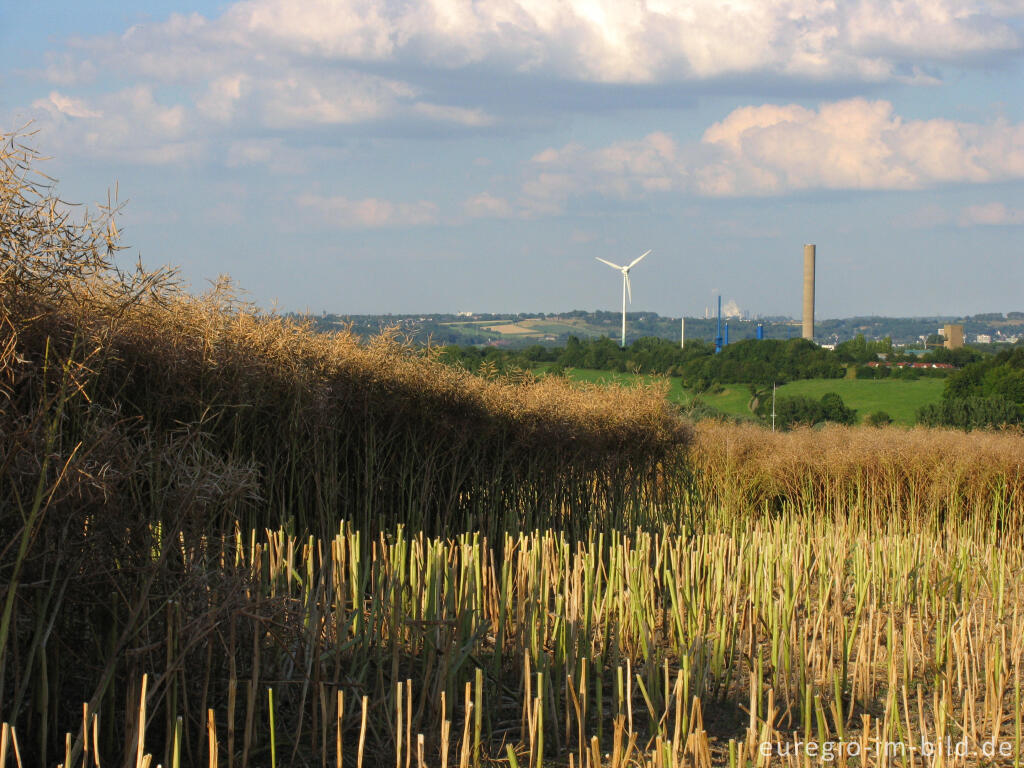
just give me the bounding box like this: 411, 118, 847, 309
802, 244, 815, 341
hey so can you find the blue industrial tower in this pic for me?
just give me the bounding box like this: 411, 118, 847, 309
714, 296, 723, 353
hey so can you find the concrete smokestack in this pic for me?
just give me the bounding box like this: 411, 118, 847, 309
802, 244, 815, 341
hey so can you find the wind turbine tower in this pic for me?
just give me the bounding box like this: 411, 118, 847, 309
595, 250, 651, 348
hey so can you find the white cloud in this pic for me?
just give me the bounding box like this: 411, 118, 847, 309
196, 75, 247, 122
722, 299, 743, 318
228, 0, 398, 61
19, 0, 1024, 172
497, 98, 1024, 210
699, 99, 1024, 195
241, 70, 497, 129
223, 138, 321, 174
959, 202, 1024, 225
298, 193, 439, 229
463, 193, 517, 219
36, 1, 1024, 92
411, 103, 494, 127
41, 92, 102, 119
259, 71, 417, 127
224, 138, 279, 167
514, 132, 686, 214
218, 0, 1024, 83
19, 64, 494, 167
29, 87, 199, 165
845, 0, 1021, 59
245, 70, 495, 129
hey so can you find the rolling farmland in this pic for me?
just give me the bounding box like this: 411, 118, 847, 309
558, 367, 945, 425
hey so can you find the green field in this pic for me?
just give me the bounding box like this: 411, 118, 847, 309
774, 377, 945, 424
559, 368, 946, 425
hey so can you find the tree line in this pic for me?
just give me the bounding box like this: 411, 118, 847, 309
917, 347, 1024, 429
439, 334, 1024, 430
440, 336, 848, 387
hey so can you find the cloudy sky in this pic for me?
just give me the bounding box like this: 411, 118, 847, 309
3, 1, 1023, 318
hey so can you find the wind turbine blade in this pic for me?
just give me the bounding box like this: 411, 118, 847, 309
628, 250, 651, 269
625, 273, 632, 303
595, 257, 624, 270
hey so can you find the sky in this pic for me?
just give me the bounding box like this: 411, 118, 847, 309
2, 0, 1024, 319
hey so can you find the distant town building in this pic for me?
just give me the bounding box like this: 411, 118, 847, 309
976, 334, 992, 344
942, 324, 964, 350
867, 362, 955, 369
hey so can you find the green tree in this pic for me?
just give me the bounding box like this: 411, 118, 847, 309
866, 411, 893, 426
757, 391, 856, 429
820, 392, 857, 425
917, 396, 1020, 429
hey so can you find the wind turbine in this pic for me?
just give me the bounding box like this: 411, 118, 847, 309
595, 250, 651, 348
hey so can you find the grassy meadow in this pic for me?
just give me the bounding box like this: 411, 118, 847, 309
773, 378, 945, 425
3, 132, 1024, 768
557, 367, 944, 425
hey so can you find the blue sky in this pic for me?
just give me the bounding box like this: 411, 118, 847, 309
3, 0, 1024, 318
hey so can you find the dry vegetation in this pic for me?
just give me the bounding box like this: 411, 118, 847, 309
0, 132, 688, 765
14, 519, 1020, 768
0, 131, 691, 539
2, 132, 1024, 767
691, 422, 1024, 535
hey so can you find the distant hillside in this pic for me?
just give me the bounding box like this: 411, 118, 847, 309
300, 310, 1024, 349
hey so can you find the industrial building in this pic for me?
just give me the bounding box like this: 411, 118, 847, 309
942, 324, 964, 350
